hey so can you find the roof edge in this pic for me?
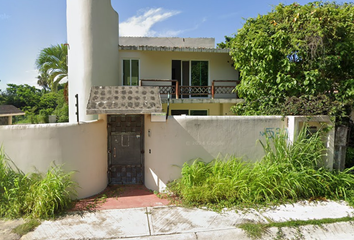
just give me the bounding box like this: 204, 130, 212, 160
119, 45, 230, 53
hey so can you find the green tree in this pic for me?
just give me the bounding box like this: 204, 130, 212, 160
1, 83, 68, 124
0, 80, 4, 104
228, 2, 354, 118
36, 72, 51, 91
2, 84, 42, 111
36, 44, 68, 92
217, 36, 233, 49
52, 88, 69, 123
0, 92, 5, 105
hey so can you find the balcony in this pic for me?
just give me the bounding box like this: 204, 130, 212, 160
139, 79, 240, 99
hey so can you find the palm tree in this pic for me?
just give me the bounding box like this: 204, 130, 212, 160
36, 72, 51, 91
36, 44, 68, 92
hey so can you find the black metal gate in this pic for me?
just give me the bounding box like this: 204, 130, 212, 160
108, 115, 144, 184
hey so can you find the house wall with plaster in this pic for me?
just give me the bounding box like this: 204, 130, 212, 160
118, 50, 238, 86
0, 120, 108, 198
161, 102, 240, 116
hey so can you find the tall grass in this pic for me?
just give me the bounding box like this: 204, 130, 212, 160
168, 127, 354, 207
0, 147, 77, 219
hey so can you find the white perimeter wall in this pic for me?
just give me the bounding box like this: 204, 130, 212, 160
144, 115, 287, 192
0, 120, 107, 199
0, 115, 334, 197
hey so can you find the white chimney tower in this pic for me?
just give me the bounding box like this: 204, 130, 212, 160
66, 0, 119, 122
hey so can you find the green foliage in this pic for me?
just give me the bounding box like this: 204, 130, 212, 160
217, 36, 233, 49
0, 147, 77, 219
346, 147, 354, 169
239, 216, 354, 239
52, 89, 69, 123
228, 2, 354, 119
36, 44, 68, 92
168, 127, 354, 208
238, 222, 267, 239
2, 84, 41, 111
0, 90, 6, 105
232, 94, 348, 118
1, 83, 68, 124
39, 92, 58, 110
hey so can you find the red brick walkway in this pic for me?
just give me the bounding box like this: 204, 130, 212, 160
71, 185, 170, 211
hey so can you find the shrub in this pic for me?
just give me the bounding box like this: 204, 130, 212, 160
346, 147, 354, 169
168, 127, 354, 208
0, 147, 77, 219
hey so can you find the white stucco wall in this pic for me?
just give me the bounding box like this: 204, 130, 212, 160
67, 0, 119, 123
118, 50, 238, 85
144, 115, 287, 192
0, 115, 335, 197
0, 120, 107, 199
287, 115, 334, 169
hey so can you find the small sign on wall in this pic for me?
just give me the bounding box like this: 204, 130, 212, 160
151, 112, 166, 122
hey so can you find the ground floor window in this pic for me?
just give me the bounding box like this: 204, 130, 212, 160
171, 110, 189, 115
171, 109, 208, 116
190, 110, 208, 116
123, 59, 139, 86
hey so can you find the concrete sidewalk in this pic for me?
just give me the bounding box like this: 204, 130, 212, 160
20, 200, 354, 240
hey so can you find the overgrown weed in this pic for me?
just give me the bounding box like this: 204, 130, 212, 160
238, 216, 354, 239
167, 127, 354, 210
0, 147, 77, 219
12, 219, 41, 236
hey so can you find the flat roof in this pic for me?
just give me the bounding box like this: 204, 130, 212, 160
119, 37, 215, 48
118, 36, 229, 53
119, 45, 229, 53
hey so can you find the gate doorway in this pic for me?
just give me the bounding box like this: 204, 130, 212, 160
108, 115, 144, 184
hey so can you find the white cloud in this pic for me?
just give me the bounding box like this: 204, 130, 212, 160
156, 30, 183, 37
0, 13, 10, 20
162, 17, 206, 36
191, 17, 207, 31
119, 8, 181, 37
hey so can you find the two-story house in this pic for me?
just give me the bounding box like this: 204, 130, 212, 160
118, 37, 240, 116
67, 0, 240, 185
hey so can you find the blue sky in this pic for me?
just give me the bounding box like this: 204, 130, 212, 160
0, 0, 315, 91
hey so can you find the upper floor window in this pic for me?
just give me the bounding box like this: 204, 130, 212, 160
172, 60, 209, 87
123, 59, 139, 86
